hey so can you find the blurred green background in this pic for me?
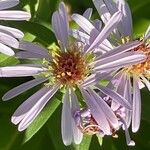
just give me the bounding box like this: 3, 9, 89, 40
0, 0, 150, 150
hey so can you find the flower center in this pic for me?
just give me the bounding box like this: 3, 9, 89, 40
126, 43, 150, 77
51, 45, 89, 85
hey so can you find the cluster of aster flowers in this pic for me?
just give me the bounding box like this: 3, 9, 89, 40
0, 0, 150, 147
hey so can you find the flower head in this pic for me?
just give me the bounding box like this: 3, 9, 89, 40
0, 1, 146, 146
0, 0, 31, 56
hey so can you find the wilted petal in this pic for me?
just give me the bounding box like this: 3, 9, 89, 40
121, 118, 135, 146
0, 11, 31, 20
0, 42, 14, 56
70, 89, 83, 144
88, 88, 119, 129
96, 84, 131, 109
61, 89, 73, 145
132, 77, 141, 133
3, 77, 48, 101
0, 66, 43, 77
80, 87, 111, 135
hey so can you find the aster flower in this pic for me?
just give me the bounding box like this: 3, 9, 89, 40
0, 0, 31, 56
0, 2, 146, 146
92, 0, 150, 135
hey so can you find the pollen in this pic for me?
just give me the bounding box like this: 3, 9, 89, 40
51, 45, 89, 85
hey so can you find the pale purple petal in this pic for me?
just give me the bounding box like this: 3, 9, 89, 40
96, 84, 131, 109
69, 29, 90, 45
3, 77, 48, 101
80, 87, 111, 135
97, 41, 141, 59
16, 51, 46, 60
124, 75, 132, 128
0, 11, 31, 20
71, 13, 98, 35
0, 42, 14, 56
116, 0, 133, 36
11, 87, 51, 125
94, 52, 146, 72
61, 89, 73, 146
85, 11, 122, 53
0, 66, 43, 77
17, 84, 59, 131
0, 0, 19, 10
0, 31, 19, 48
132, 77, 141, 133
88, 88, 119, 129
52, 10, 68, 50
82, 72, 111, 87
92, 0, 112, 24
0, 25, 24, 39
83, 8, 93, 19
19, 41, 50, 60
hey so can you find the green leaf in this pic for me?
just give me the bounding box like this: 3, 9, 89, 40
23, 96, 61, 143
0, 54, 19, 67
9, 21, 56, 46
97, 135, 103, 146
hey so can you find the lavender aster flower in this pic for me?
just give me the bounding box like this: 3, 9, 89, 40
0, 2, 146, 146
92, 0, 150, 137
0, 0, 31, 56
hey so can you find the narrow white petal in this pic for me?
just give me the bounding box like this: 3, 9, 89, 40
61, 89, 73, 146
0, 66, 43, 77
3, 77, 48, 101
0, 42, 14, 56
0, 11, 31, 20
132, 77, 141, 133
0, 31, 19, 48
0, 25, 24, 39
18, 84, 59, 131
